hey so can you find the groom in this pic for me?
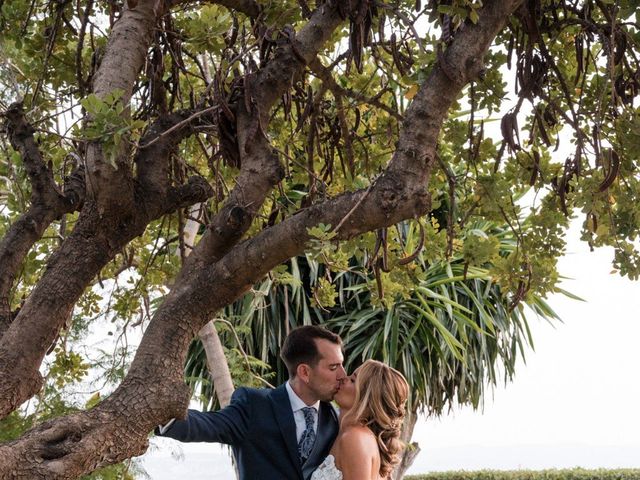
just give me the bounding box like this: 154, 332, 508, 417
157, 325, 346, 480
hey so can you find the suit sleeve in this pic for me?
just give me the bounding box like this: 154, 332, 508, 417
157, 387, 251, 444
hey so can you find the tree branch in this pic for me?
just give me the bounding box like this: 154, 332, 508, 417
0, 0, 224, 414
0, 103, 84, 336
135, 0, 525, 383
0, 165, 213, 418
124, 0, 524, 430
85, 0, 166, 218
181, 0, 362, 272
170, 0, 261, 18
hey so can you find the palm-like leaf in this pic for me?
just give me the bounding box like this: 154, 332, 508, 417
184, 219, 565, 415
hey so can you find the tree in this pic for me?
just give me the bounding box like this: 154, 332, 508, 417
0, 0, 639, 478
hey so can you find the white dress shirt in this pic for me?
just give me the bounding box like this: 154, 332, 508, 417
285, 381, 319, 442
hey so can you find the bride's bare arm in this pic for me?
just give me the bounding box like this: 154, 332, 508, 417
336, 426, 380, 480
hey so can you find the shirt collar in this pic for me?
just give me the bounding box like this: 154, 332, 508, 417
285, 380, 320, 413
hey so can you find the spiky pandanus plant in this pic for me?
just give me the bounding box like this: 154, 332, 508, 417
183, 218, 570, 478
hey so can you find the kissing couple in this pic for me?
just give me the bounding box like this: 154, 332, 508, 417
157, 325, 409, 480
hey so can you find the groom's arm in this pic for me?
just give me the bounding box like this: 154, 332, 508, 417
156, 387, 252, 444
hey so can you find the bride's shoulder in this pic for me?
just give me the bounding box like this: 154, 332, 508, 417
338, 425, 378, 452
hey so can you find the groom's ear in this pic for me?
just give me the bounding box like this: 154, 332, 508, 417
297, 363, 311, 384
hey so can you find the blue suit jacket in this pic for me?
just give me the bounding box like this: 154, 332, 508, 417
159, 384, 339, 480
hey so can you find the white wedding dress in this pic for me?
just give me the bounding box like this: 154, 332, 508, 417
310, 454, 343, 480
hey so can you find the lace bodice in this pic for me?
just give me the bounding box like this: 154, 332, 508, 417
310, 455, 343, 480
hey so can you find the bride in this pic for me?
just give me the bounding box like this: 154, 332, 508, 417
311, 359, 409, 480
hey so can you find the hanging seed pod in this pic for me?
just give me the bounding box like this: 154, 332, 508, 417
298, 0, 312, 19
217, 111, 240, 168
507, 32, 515, 70
295, 86, 313, 133
353, 107, 361, 133
442, 14, 452, 44
390, 33, 406, 76
225, 14, 239, 48
574, 34, 584, 84
543, 103, 558, 127
350, 20, 364, 72
529, 150, 541, 186
282, 90, 292, 120
500, 112, 520, 152
614, 28, 627, 66
377, 10, 386, 43
534, 107, 552, 147
597, 149, 620, 192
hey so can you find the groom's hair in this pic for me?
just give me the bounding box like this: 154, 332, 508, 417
280, 325, 342, 378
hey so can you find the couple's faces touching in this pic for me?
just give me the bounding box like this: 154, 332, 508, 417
297, 338, 358, 408
297, 338, 347, 402
334, 369, 357, 410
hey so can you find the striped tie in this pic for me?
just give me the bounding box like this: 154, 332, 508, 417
298, 407, 316, 463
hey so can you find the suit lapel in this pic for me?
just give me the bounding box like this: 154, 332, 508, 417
313, 401, 338, 455
302, 401, 339, 475
270, 384, 303, 477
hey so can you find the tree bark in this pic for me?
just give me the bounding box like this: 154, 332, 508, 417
85, 0, 163, 215
199, 321, 235, 408
392, 408, 421, 480
0, 0, 357, 422
0, 104, 84, 336
0, 1, 524, 478
185, 203, 235, 408
0, 111, 214, 418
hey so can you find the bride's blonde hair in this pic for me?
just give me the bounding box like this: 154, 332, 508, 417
341, 359, 409, 478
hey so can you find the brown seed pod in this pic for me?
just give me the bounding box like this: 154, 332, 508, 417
534, 107, 551, 147
597, 149, 620, 192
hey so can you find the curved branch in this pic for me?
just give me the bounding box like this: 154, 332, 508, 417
0, 103, 84, 336
135, 0, 525, 384
0, 2, 224, 421
0, 170, 211, 421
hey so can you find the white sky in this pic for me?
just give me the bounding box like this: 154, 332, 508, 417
410, 219, 640, 472
139, 220, 640, 477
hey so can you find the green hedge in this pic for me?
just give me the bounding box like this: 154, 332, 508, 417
406, 469, 640, 480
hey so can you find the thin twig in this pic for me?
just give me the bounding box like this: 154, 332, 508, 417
138, 106, 218, 149
332, 179, 377, 234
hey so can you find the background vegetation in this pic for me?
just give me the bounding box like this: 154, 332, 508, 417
407, 469, 640, 480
